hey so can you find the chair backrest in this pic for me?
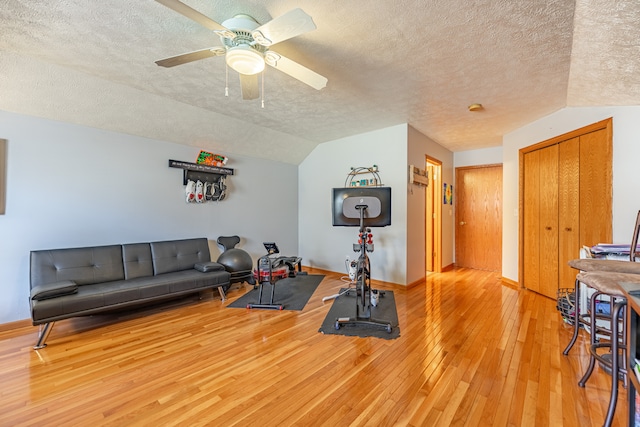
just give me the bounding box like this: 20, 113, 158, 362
217, 235, 240, 251
631, 210, 640, 262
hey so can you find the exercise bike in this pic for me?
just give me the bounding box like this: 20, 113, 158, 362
335, 203, 392, 333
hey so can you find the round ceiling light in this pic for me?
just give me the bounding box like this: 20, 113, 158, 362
226, 45, 265, 75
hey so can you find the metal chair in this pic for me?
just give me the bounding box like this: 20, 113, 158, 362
563, 210, 640, 426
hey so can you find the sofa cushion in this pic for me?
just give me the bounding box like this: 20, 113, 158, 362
31, 281, 141, 322
30, 245, 124, 287
30, 269, 230, 323
150, 238, 212, 275
122, 243, 154, 280
30, 280, 79, 300
194, 261, 225, 273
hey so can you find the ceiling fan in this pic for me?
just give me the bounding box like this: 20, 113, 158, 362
154, 0, 328, 101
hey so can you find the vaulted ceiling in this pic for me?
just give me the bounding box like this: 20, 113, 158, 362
1, 0, 639, 164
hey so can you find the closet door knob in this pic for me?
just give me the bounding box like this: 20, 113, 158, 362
545, 226, 552, 230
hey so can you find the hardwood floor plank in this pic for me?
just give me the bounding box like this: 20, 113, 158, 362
463, 394, 487, 427
0, 268, 630, 426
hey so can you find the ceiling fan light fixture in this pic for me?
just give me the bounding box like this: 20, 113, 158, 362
252, 30, 272, 46
226, 45, 265, 75
265, 51, 281, 67
210, 47, 226, 56
214, 29, 237, 40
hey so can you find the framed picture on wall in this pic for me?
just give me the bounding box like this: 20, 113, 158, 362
443, 183, 453, 205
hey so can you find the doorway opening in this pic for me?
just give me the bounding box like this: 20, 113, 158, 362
426, 156, 442, 273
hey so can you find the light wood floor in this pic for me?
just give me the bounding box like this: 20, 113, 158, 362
0, 268, 629, 426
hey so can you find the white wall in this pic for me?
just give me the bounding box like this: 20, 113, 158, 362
0, 110, 298, 324
502, 106, 640, 282
10, 105, 638, 324
454, 146, 503, 168
298, 125, 408, 284
407, 126, 454, 280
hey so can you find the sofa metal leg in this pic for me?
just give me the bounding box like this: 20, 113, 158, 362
34, 322, 55, 350
218, 287, 226, 301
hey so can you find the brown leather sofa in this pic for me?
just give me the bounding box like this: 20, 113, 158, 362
29, 237, 230, 349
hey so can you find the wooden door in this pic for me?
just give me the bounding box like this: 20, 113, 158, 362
519, 118, 613, 300
579, 128, 613, 247
558, 137, 580, 290
523, 151, 541, 293
523, 144, 560, 299
538, 144, 559, 299
455, 165, 502, 272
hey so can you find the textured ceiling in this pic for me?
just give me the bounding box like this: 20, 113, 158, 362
1, 0, 639, 164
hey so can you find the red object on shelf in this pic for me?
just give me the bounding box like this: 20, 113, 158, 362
196, 150, 228, 167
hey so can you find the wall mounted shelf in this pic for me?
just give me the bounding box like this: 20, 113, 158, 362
345, 165, 383, 187
409, 165, 429, 187
169, 159, 234, 185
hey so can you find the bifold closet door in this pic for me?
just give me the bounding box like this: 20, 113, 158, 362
523, 150, 541, 294
523, 143, 559, 299
579, 128, 612, 248
521, 119, 612, 300
537, 144, 559, 299
558, 137, 580, 290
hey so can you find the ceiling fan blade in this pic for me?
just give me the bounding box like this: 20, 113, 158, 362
155, 47, 225, 68
252, 8, 316, 46
267, 53, 327, 90
239, 74, 260, 100
155, 0, 227, 32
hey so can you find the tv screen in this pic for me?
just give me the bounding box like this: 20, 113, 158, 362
332, 187, 391, 227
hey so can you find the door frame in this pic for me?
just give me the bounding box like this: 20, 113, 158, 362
426, 156, 442, 273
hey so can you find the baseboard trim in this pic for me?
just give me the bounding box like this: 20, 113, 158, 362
0, 318, 31, 332
301, 266, 336, 276
501, 277, 519, 290
305, 266, 407, 289
442, 263, 454, 272
406, 277, 426, 289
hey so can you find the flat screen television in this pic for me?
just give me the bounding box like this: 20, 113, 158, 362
332, 187, 391, 227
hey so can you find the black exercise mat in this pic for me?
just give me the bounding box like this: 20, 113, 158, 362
318, 288, 400, 339
226, 274, 324, 310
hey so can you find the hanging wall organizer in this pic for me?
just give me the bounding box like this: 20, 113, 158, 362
169, 159, 234, 202
408, 165, 428, 187
345, 165, 383, 187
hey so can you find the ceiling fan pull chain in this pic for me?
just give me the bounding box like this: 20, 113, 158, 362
225, 65, 229, 97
